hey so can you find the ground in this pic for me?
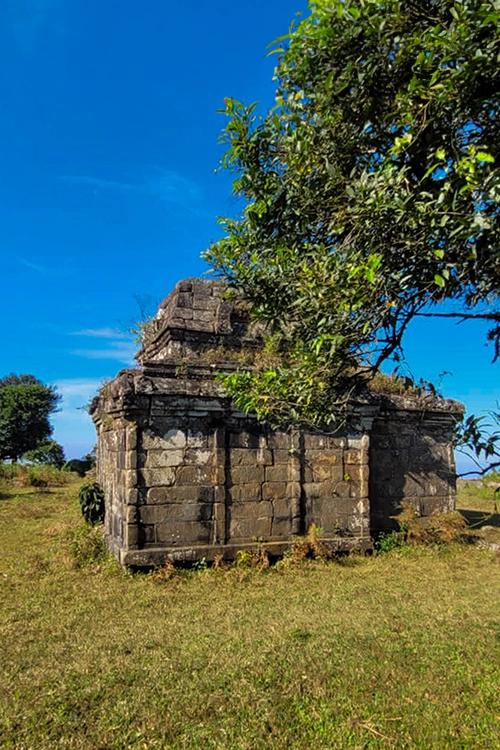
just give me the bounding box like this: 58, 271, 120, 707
0, 478, 499, 749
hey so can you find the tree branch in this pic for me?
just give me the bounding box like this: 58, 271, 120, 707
458, 461, 500, 478
416, 312, 500, 322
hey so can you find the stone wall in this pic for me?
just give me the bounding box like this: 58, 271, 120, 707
91, 278, 463, 567
93, 367, 374, 567
369, 397, 458, 534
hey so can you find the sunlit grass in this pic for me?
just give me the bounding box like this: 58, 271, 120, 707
0, 479, 499, 749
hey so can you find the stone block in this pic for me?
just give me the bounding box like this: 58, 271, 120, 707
345, 449, 368, 465
304, 457, 333, 483
213, 466, 226, 485
231, 501, 273, 520
265, 465, 289, 483
213, 486, 226, 504
303, 434, 326, 449
232, 448, 273, 466
147, 485, 213, 504
142, 428, 187, 450
187, 431, 208, 448
419, 495, 454, 516
347, 434, 370, 450
125, 451, 137, 470
344, 464, 366, 483
272, 496, 293, 518
175, 308, 193, 320
124, 470, 137, 488
229, 516, 272, 539
272, 516, 293, 536
262, 482, 287, 500
273, 449, 292, 464
303, 482, 322, 499
348, 479, 368, 499
332, 480, 351, 499
126, 506, 138, 524
286, 481, 301, 499
256, 448, 274, 465
125, 489, 139, 505
176, 465, 215, 485
124, 523, 139, 548
140, 524, 156, 544
184, 448, 214, 465
140, 505, 167, 525
139, 468, 175, 487
267, 433, 289, 450
177, 292, 193, 308
156, 521, 211, 545
145, 449, 184, 468
167, 503, 214, 523
231, 465, 265, 484
141, 503, 212, 525
229, 431, 261, 449
230, 483, 262, 502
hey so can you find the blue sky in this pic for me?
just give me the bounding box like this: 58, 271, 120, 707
0, 1, 497, 471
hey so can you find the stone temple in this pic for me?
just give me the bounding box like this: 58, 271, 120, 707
91, 278, 463, 567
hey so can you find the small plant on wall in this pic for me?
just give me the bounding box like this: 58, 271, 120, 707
79, 482, 105, 525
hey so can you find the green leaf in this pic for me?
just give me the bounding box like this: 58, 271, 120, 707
475, 151, 495, 164
434, 274, 446, 288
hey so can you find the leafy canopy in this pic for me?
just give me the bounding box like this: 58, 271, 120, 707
205, 0, 499, 426
23, 440, 66, 468
0, 374, 61, 461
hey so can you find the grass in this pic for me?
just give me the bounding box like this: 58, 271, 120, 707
0, 480, 499, 749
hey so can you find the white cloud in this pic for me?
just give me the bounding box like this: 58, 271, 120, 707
71, 327, 130, 340
69, 329, 136, 365
55, 378, 105, 400
17, 257, 48, 274
62, 168, 206, 215
71, 344, 136, 364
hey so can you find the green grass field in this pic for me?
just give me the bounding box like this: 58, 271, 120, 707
1, 479, 499, 749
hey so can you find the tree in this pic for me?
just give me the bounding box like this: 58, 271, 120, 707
0, 375, 61, 461
23, 440, 66, 468
205, 0, 499, 427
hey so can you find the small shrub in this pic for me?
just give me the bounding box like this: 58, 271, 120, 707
0, 462, 19, 482
193, 557, 208, 572
392, 502, 469, 546
0, 462, 72, 487
79, 482, 105, 525
235, 549, 253, 568
235, 547, 270, 571
376, 530, 407, 553
212, 553, 225, 569
151, 560, 177, 583
67, 523, 108, 569
287, 524, 328, 564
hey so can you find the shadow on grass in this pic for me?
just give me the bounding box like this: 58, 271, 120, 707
459, 509, 500, 529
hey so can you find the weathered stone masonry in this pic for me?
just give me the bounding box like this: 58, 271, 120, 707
91, 279, 463, 567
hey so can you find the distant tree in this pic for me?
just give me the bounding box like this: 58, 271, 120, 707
0, 374, 61, 462
84, 445, 97, 468
205, 0, 499, 427
23, 440, 66, 468
63, 451, 95, 477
